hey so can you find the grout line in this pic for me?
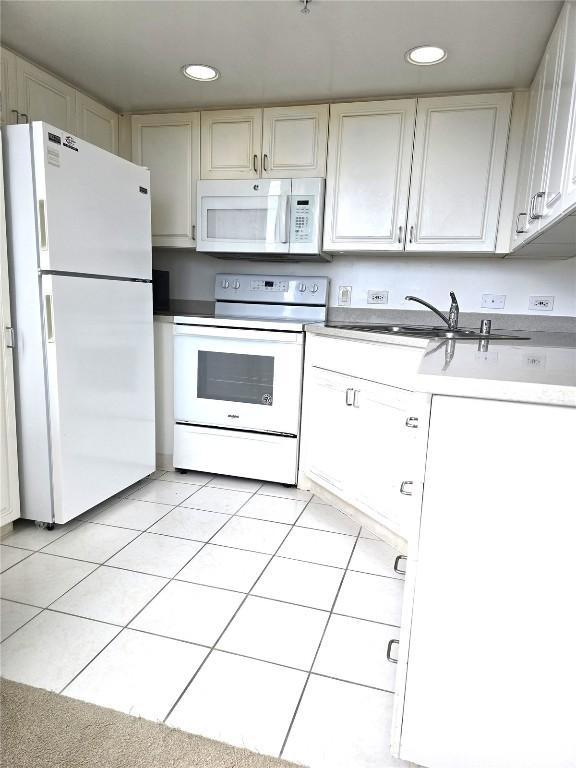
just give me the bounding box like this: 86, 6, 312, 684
278, 524, 363, 758
160, 494, 315, 724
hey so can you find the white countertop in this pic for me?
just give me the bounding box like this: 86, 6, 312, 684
306, 324, 576, 407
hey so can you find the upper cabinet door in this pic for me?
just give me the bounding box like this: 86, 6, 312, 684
75, 93, 118, 154
323, 99, 417, 252
261, 104, 329, 178
0, 48, 18, 126
541, 2, 576, 224
16, 57, 76, 132
406, 93, 512, 252
132, 113, 200, 248
201, 108, 262, 179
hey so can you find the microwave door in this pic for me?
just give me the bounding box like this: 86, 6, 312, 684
198, 179, 292, 254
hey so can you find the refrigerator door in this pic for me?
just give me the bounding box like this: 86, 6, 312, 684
42, 274, 155, 523
32, 122, 151, 279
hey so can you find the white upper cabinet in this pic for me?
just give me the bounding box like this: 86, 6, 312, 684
16, 57, 76, 132
75, 92, 118, 153
323, 99, 417, 251
201, 104, 329, 179
261, 104, 328, 178
406, 93, 512, 252
201, 108, 262, 179
132, 112, 201, 248
512, 2, 576, 250
0, 48, 18, 126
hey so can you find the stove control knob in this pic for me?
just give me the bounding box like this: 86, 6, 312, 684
310, 283, 319, 293
220, 279, 230, 289
297, 282, 307, 292
232, 280, 241, 289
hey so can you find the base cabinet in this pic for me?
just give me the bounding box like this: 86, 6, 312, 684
301, 339, 430, 542
394, 396, 576, 768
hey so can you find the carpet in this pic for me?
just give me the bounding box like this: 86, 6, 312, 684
0, 678, 304, 768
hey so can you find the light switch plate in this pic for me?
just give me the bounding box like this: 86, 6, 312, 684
338, 286, 352, 306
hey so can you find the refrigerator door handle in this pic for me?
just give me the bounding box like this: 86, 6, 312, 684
38, 200, 48, 250
44, 294, 55, 343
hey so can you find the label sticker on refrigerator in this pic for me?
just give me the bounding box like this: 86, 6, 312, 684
47, 147, 60, 167
63, 135, 78, 152
47, 132, 61, 145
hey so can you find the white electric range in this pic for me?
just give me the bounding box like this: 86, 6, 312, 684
173, 273, 329, 484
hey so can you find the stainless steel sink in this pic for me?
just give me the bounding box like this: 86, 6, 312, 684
328, 324, 530, 340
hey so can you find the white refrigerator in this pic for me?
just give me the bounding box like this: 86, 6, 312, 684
2, 122, 155, 526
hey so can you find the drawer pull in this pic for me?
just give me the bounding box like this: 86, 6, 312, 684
400, 481, 413, 496
345, 387, 354, 406
405, 416, 419, 428
394, 554, 407, 575
387, 638, 399, 664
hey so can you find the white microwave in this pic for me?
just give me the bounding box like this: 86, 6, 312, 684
196, 178, 329, 260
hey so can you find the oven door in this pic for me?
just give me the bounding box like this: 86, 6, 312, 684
173, 325, 304, 435
196, 179, 291, 254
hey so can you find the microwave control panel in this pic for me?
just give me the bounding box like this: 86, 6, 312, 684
290, 196, 315, 243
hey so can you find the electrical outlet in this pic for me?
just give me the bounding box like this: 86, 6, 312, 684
338, 285, 352, 306
528, 295, 554, 311
481, 294, 506, 309
367, 290, 388, 305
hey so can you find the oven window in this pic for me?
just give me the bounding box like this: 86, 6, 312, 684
197, 351, 274, 406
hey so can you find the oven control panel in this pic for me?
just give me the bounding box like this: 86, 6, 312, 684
215, 274, 329, 305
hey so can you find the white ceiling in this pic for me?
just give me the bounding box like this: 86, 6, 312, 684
0, 0, 563, 112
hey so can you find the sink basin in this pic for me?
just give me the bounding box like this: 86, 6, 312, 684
328, 324, 530, 341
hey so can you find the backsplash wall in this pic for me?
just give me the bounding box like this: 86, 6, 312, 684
153, 251, 576, 317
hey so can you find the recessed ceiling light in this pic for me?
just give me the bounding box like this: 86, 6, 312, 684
405, 45, 447, 66
181, 64, 220, 81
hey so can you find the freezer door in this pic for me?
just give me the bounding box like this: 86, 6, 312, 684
32, 122, 151, 279
42, 274, 155, 523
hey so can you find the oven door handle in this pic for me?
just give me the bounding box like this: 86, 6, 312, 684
173, 324, 302, 344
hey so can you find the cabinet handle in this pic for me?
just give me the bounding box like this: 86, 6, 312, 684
345, 388, 354, 406
353, 389, 360, 408
11, 109, 19, 123
400, 481, 413, 496
4, 327, 15, 349
263, 153, 269, 172
409, 225, 415, 243
44, 294, 55, 343
394, 554, 407, 575
397, 225, 403, 244
515, 212, 528, 234
253, 154, 258, 173
405, 416, 419, 428
192, 224, 196, 241
19, 113, 28, 124
386, 638, 399, 664
529, 191, 545, 220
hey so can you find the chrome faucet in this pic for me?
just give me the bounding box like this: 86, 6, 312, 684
405, 291, 460, 331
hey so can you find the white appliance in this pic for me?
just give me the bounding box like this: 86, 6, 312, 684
196, 178, 329, 260
173, 273, 329, 484
3, 122, 155, 526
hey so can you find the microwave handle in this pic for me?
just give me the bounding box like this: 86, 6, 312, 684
277, 195, 290, 244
